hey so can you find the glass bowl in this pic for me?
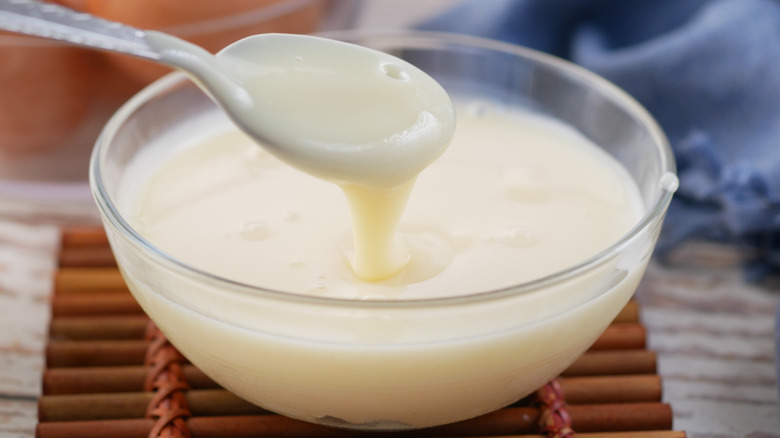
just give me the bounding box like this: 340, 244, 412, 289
90, 30, 677, 430
0, 0, 359, 223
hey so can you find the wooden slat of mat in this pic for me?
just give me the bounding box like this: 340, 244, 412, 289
40, 374, 663, 422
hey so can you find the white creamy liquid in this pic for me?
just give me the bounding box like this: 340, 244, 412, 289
146, 32, 457, 280
122, 102, 642, 300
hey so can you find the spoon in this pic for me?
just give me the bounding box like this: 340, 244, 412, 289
0, 0, 456, 188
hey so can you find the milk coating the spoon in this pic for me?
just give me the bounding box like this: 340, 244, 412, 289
145, 31, 457, 188
145, 31, 456, 280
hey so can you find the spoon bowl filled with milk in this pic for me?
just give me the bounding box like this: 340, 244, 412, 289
90, 30, 677, 430
0, 0, 454, 191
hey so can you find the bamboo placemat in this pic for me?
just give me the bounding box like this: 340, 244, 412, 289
37, 227, 686, 438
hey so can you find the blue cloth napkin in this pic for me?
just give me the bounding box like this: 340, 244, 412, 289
422, 0, 780, 280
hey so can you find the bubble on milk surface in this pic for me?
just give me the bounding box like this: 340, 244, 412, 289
308, 282, 328, 294
380, 62, 410, 81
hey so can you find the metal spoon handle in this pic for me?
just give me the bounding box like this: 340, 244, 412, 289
0, 0, 161, 60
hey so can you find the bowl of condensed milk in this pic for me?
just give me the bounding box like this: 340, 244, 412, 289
90, 30, 678, 431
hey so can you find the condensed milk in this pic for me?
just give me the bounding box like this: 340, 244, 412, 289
121, 101, 642, 300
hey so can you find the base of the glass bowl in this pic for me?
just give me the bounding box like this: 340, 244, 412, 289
315, 415, 411, 430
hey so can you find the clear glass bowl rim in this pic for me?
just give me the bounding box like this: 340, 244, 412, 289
90, 29, 678, 310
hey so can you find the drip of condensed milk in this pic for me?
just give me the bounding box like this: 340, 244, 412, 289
144, 33, 457, 280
